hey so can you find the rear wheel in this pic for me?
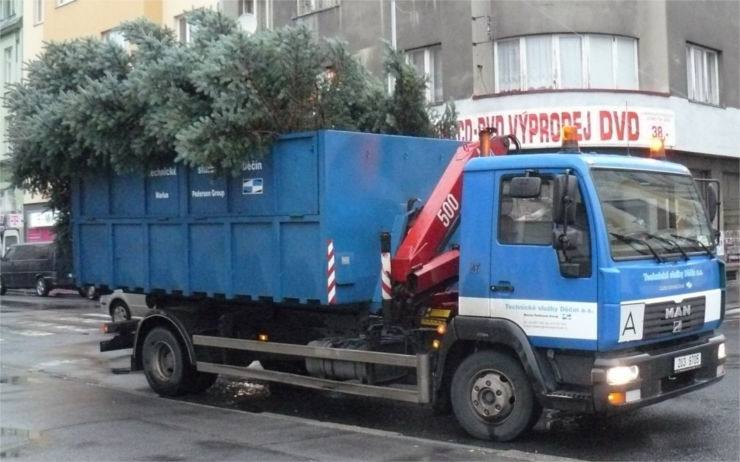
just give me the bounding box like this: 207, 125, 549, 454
35, 277, 50, 297
142, 327, 216, 396
109, 300, 131, 322
85, 285, 98, 300
450, 350, 540, 442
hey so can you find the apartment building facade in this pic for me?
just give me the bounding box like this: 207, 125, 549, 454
273, 0, 740, 300
1, 0, 23, 241
9, 0, 740, 297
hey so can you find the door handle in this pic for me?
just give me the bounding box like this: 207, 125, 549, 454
490, 282, 514, 293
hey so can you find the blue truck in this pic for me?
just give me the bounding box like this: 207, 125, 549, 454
84, 129, 727, 441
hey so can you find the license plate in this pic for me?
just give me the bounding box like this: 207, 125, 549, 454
674, 352, 701, 372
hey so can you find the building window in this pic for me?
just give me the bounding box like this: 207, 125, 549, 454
297, 0, 339, 16
34, 0, 44, 23
686, 43, 719, 105
235, 0, 265, 32
495, 34, 638, 92
102, 29, 128, 50
3, 47, 12, 85
177, 15, 196, 44
407, 45, 443, 104
2, 0, 16, 19
238, 0, 254, 15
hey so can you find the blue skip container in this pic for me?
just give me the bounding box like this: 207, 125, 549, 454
72, 130, 461, 306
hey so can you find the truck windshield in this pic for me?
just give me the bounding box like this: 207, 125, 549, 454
591, 169, 714, 260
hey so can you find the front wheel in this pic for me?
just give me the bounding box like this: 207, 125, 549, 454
141, 327, 216, 396
109, 300, 131, 322
36, 277, 50, 297
450, 350, 541, 442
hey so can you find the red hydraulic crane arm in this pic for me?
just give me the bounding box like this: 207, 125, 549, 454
390, 129, 518, 290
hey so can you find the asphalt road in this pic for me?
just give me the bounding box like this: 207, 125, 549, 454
1, 291, 738, 461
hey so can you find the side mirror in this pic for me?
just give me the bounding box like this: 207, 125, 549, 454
509, 176, 542, 198
553, 174, 578, 225
705, 182, 719, 223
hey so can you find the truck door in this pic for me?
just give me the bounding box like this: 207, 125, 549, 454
490, 170, 598, 350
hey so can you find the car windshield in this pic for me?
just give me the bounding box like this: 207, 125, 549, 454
591, 168, 714, 260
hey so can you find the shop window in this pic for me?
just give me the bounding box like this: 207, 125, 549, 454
495, 34, 638, 92
686, 43, 719, 105
407, 45, 443, 103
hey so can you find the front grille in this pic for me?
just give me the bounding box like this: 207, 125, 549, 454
642, 296, 705, 339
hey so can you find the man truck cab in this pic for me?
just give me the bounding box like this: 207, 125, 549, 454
448, 150, 724, 439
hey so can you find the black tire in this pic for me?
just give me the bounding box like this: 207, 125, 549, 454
109, 300, 131, 322
450, 350, 541, 442
188, 371, 218, 394
142, 327, 216, 396
35, 277, 50, 297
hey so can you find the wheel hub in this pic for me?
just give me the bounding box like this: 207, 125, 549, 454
153, 342, 175, 380
470, 371, 515, 420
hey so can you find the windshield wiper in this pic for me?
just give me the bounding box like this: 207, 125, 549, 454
670, 234, 715, 257
642, 232, 689, 260
610, 232, 664, 262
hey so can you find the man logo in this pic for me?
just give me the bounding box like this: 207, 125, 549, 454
665, 304, 691, 319
673, 320, 683, 333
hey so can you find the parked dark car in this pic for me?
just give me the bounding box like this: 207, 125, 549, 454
0, 242, 76, 296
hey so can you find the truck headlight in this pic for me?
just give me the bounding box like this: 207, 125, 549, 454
718, 343, 726, 360
606, 365, 640, 385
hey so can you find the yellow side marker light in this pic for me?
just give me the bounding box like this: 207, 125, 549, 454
436, 324, 447, 335
258, 333, 269, 342
607, 392, 626, 405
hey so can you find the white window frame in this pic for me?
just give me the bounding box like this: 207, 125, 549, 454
102, 28, 129, 51
686, 43, 720, 105
406, 45, 443, 104
2, 0, 16, 19
3, 46, 12, 85
176, 15, 197, 44
236, 0, 272, 31
34, 0, 44, 24
296, 0, 339, 17
494, 34, 638, 93
238, 0, 255, 15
